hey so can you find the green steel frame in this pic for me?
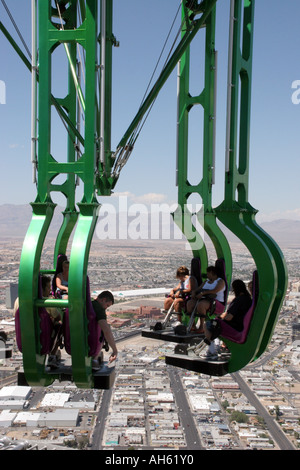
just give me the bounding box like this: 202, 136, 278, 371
18, 0, 104, 387
2, 0, 288, 385
175, 2, 232, 284
215, 0, 288, 372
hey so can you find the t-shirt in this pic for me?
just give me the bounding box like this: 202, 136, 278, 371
92, 299, 107, 322
224, 294, 252, 331
202, 278, 226, 303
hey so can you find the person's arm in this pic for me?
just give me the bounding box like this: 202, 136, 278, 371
98, 319, 118, 362
220, 311, 233, 321
171, 282, 181, 298
192, 281, 205, 298
220, 297, 239, 321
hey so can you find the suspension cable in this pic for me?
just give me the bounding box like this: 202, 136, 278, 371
139, 2, 182, 110
53, 2, 85, 158
112, 1, 197, 179
55, 0, 86, 117
0, 0, 32, 59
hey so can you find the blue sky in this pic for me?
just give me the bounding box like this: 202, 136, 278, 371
0, 0, 300, 223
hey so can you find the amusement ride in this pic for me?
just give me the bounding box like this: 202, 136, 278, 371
1, 0, 287, 389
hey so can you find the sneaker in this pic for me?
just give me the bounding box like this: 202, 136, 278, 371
47, 355, 59, 369
55, 350, 61, 362
92, 359, 101, 371
200, 351, 218, 361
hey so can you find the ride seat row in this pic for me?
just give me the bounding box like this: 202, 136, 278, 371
15, 276, 104, 358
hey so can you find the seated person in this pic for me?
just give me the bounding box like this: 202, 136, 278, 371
55, 260, 69, 299
186, 266, 226, 332
41, 275, 62, 325
14, 276, 62, 326
41, 275, 63, 368
204, 279, 252, 344
91, 290, 118, 369
164, 266, 197, 321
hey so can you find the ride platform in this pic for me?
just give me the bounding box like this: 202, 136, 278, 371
0, 336, 12, 359
165, 351, 229, 376
142, 326, 204, 343
17, 357, 116, 390
0, 347, 12, 359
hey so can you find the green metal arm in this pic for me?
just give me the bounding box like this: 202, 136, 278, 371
115, 0, 218, 151
175, 2, 232, 281
215, 0, 287, 372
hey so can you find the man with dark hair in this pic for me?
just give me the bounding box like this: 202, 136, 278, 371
92, 290, 118, 369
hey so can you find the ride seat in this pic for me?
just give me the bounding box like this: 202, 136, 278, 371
63, 276, 105, 358
216, 270, 258, 343
15, 276, 54, 355
213, 258, 228, 315
191, 257, 202, 287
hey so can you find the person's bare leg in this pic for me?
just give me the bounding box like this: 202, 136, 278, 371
164, 297, 173, 311
196, 300, 210, 332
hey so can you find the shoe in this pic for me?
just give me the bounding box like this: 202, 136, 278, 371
92, 359, 101, 371
47, 355, 59, 369
200, 351, 218, 361
55, 350, 61, 362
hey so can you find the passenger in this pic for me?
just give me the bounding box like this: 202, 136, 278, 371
13, 275, 63, 324
91, 290, 118, 370
41, 275, 63, 368
187, 266, 226, 332
52, 254, 68, 297
55, 260, 69, 299
164, 266, 197, 321
203, 279, 252, 356
41, 275, 62, 325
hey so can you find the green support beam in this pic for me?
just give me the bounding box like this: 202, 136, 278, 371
18, 0, 101, 388
176, 2, 232, 282
215, 0, 287, 372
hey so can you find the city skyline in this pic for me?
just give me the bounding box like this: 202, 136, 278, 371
0, 237, 300, 450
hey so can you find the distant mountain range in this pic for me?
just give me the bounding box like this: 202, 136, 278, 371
0, 204, 299, 248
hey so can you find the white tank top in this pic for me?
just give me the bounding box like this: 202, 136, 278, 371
202, 277, 225, 303
180, 276, 192, 290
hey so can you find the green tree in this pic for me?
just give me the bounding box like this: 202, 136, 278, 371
229, 411, 249, 424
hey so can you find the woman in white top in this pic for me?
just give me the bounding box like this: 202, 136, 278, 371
187, 266, 226, 332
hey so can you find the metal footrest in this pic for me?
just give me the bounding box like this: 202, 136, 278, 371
92, 364, 116, 389
142, 327, 204, 343
165, 353, 229, 376
18, 361, 116, 390
0, 347, 12, 358
0, 337, 12, 359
